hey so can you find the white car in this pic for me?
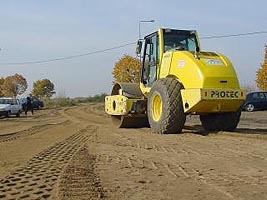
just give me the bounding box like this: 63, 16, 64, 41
0, 98, 23, 117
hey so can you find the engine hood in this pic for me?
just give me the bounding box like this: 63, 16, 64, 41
160, 51, 240, 89
0, 104, 10, 110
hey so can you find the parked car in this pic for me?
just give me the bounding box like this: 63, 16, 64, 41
0, 98, 23, 117
20, 97, 44, 111
32, 98, 44, 110
242, 91, 267, 112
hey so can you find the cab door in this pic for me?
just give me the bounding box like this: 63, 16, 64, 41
141, 33, 159, 87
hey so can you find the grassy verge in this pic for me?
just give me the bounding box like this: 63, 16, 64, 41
43, 93, 107, 109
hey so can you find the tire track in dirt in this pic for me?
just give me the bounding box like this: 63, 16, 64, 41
0, 120, 70, 143
58, 107, 81, 124
88, 123, 267, 186
57, 146, 104, 200
0, 125, 96, 200
178, 135, 267, 162
84, 104, 106, 118
59, 107, 95, 125
98, 153, 240, 199
49, 105, 267, 199
60, 105, 109, 127
97, 154, 189, 179
91, 128, 254, 200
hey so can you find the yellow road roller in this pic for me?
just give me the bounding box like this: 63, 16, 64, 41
105, 28, 245, 133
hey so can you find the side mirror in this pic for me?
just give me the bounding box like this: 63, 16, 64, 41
194, 46, 200, 59
136, 40, 142, 55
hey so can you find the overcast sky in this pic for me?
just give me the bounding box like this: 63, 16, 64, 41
0, 0, 266, 97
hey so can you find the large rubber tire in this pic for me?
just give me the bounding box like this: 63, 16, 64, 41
200, 111, 241, 131
147, 78, 186, 134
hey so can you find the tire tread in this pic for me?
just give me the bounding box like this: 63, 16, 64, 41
148, 78, 186, 134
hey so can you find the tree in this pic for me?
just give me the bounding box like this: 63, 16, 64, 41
32, 79, 55, 98
112, 54, 141, 83
256, 45, 267, 90
241, 84, 256, 93
2, 74, 27, 97
0, 77, 5, 97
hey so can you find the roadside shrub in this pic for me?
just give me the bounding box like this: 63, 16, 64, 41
43, 93, 107, 109
44, 97, 78, 109
75, 93, 107, 103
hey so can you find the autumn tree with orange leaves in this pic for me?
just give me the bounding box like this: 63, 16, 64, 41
32, 79, 55, 98
0, 77, 5, 97
256, 45, 267, 90
112, 54, 141, 83
2, 74, 27, 97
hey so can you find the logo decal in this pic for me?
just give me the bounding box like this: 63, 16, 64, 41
178, 60, 185, 68
210, 90, 239, 98
205, 59, 223, 66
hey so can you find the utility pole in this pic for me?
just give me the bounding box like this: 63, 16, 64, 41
138, 20, 155, 39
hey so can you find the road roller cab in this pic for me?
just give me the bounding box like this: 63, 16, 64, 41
105, 28, 245, 133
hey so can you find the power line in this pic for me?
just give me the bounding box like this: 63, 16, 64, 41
201, 31, 267, 39
1, 31, 267, 66
0, 42, 136, 66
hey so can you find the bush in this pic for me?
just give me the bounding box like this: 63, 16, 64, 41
44, 97, 78, 109
75, 93, 107, 103
43, 93, 107, 109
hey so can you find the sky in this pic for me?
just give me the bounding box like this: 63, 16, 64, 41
0, 0, 267, 97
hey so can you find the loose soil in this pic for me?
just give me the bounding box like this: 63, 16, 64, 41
0, 104, 267, 200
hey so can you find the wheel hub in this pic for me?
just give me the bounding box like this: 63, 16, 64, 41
152, 93, 162, 121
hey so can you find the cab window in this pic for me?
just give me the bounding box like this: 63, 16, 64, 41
164, 30, 197, 52
142, 34, 159, 86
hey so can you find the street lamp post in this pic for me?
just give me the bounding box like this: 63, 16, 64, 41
139, 20, 155, 39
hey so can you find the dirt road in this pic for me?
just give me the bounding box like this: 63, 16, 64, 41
0, 104, 267, 200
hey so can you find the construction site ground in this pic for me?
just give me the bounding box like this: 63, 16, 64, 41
0, 103, 267, 200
